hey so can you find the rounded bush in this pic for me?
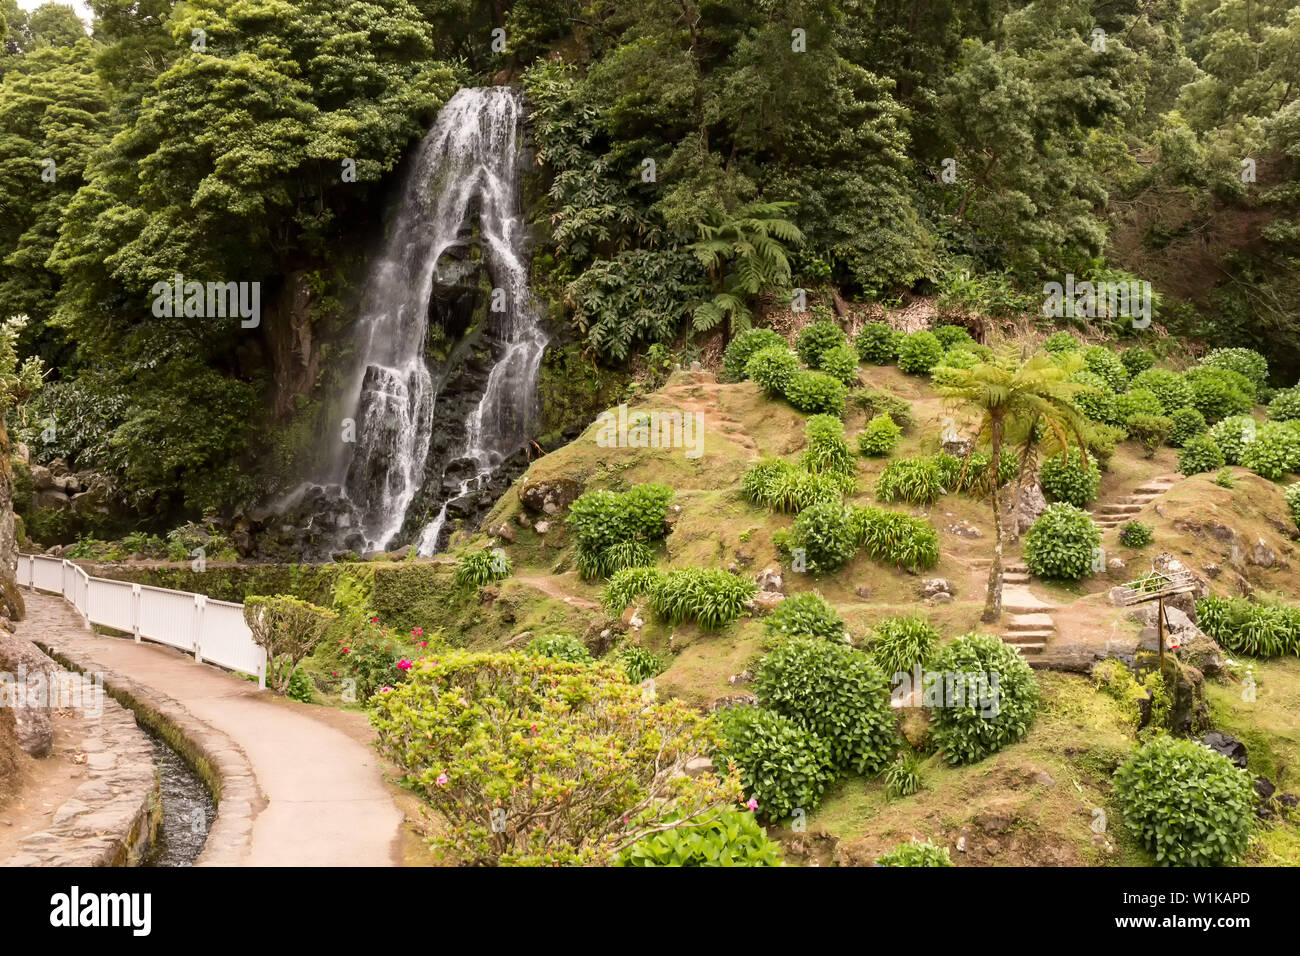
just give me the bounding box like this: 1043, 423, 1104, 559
1082, 346, 1128, 391
857, 414, 902, 457
568, 484, 673, 580
876, 840, 953, 867
1119, 346, 1156, 376
1114, 387, 1164, 423
928, 632, 1039, 765
651, 568, 756, 630
1185, 366, 1253, 422
930, 347, 980, 387
742, 458, 851, 514
1024, 503, 1101, 579
789, 501, 858, 573
851, 506, 940, 572
455, 547, 512, 586
932, 324, 974, 349
1201, 347, 1267, 396
764, 591, 848, 643
1208, 415, 1256, 465
868, 615, 940, 679
1267, 386, 1300, 422
525, 633, 592, 663
818, 343, 859, 386
1240, 421, 1300, 480
1168, 406, 1208, 447
1287, 482, 1300, 528
875, 456, 946, 506
1043, 331, 1081, 353
795, 320, 850, 368
1117, 520, 1153, 548
753, 638, 899, 775
1069, 370, 1119, 424
1113, 736, 1255, 866
897, 330, 944, 375
712, 705, 835, 820
617, 809, 782, 867
785, 370, 847, 416
745, 345, 800, 397
855, 321, 901, 364
1129, 368, 1192, 415
801, 414, 856, 476
1038, 452, 1100, 506
1127, 413, 1173, 457
722, 328, 786, 381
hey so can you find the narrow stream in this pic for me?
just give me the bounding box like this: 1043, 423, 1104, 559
140, 724, 215, 867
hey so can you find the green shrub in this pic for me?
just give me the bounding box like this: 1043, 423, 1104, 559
1267, 387, 1300, 421
875, 840, 953, 866
795, 320, 850, 368
854, 321, 901, 364
1126, 413, 1173, 457
868, 615, 940, 679
1038, 452, 1100, 507
858, 414, 903, 457
286, 667, 315, 704
849, 385, 913, 429
722, 328, 786, 381
618, 645, 665, 684
931, 324, 974, 349
1069, 370, 1120, 424
651, 568, 756, 630
1241, 421, 1300, 480
1117, 520, 1153, 548
1024, 503, 1101, 579
930, 347, 980, 387
851, 506, 940, 572
875, 456, 946, 506
788, 501, 859, 573
897, 330, 944, 375
785, 370, 848, 416
525, 633, 592, 663
745, 345, 801, 396
1082, 346, 1128, 391
603, 566, 667, 611
1178, 434, 1225, 476
244, 595, 338, 695
753, 638, 899, 775
1043, 331, 1081, 353
1130, 368, 1192, 415
1114, 387, 1164, 423
741, 458, 852, 514
371, 652, 738, 866
1196, 595, 1300, 657
1119, 346, 1156, 376
1168, 406, 1208, 447
764, 591, 848, 643
712, 705, 835, 820
1113, 736, 1255, 866
617, 809, 782, 867
1286, 482, 1300, 527
1185, 366, 1254, 422
336, 619, 411, 703
819, 343, 859, 385
567, 484, 673, 580
1215, 468, 1236, 488
1208, 415, 1256, 465
801, 414, 856, 476
883, 751, 924, 798
928, 632, 1039, 765
1200, 347, 1268, 396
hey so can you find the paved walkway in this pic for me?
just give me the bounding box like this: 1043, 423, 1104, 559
17, 591, 404, 866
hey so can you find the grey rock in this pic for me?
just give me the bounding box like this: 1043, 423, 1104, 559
755, 567, 784, 594
1200, 731, 1247, 769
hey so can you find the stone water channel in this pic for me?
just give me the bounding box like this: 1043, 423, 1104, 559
140, 724, 214, 867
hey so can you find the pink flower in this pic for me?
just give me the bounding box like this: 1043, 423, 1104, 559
332, 671, 338, 677
412, 626, 424, 637
436, 772, 448, 787
398, 659, 413, 670
744, 797, 758, 812
370, 616, 380, 624
341, 648, 350, 655
380, 686, 394, 693
420, 641, 428, 649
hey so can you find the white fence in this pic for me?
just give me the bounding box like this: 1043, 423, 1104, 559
19, 553, 266, 688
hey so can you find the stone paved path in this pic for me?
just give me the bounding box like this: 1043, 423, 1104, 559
17, 591, 404, 867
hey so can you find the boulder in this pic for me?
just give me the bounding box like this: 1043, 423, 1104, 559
47, 458, 70, 477
683, 756, 714, 779
29, 464, 55, 492
1107, 557, 1126, 574
920, 578, 953, 599
1248, 537, 1277, 569
32, 489, 71, 512
1175, 630, 1225, 679
755, 567, 784, 593
0, 635, 58, 757
1005, 482, 1048, 538
1199, 731, 1247, 769
945, 520, 983, 539
13, 442, 30, 464
71, 486, 110, 516
490, 522, 516, 544
751, 591, 784, 613
533, 520, 550, 534
1167, 658, 1211, 737
519, 476, 584, 516
941, 436, 973, 458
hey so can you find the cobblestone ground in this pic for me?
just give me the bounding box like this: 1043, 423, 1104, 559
17, 591, 404, 866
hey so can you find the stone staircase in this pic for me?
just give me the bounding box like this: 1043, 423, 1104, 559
1089, 473, 1180, 531
973, 559, 1058, 656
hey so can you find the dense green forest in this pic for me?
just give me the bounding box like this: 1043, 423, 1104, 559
1, 0, 1298, 527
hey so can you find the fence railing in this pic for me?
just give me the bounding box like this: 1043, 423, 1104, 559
19, 553, 266, 688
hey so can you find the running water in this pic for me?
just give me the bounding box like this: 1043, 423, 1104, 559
311, 87, 546, 555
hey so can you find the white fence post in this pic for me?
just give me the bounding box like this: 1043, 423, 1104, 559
193, 594, 206, 664
131, 584, 142, 644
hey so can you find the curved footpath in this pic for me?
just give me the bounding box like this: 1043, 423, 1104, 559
17, 591, 404, 866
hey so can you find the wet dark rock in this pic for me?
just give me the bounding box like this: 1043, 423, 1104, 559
1199, 731, 1247, 769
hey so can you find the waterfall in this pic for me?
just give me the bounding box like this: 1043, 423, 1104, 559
318, 87, 546, 555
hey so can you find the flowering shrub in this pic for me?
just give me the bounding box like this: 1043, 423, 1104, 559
616, 809, 783, 866
371, 652, 740, 866
1038, 452, 1100, 507
876, 840, 953, 866
1177, 434, 1225, 476
1287, 482, 1300, 528
1200, 347, 1268, 396
1113, 736, 1255, 866
722, 328, 785, 381
932, 324, 974, 349
1117, 520, 1153, 548
1114, 387, 1164, 424
1043, 331, 1081, 353
1024, 503, 1100, 579
243, 595, 337, 694
1126, 413, 1173, 457
1119, 346, 1155, 376
858, 414, 903, 457
1241, 421, 1300, 479
855, 321, 902, 364
1268, 387, 1300, 421
928, 632, 1039, 765
897, 330, 944, 375
1069, 370, 1119, 424
525, 633, 592, 663
1185, 366, 1253, 422
763, 591, 847, 643
1207, 415, 1255, 464
454, 547, 512, 586
711, 705, 834, 820
336, 620, 413, 702
1129, 368, 1192, 415
1082, 346, 1128, 391
794, 319, 850, 368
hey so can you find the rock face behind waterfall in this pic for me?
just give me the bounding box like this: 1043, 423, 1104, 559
272, 87, 549, 560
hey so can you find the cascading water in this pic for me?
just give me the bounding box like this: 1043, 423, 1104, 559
302, 87, 546, 556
